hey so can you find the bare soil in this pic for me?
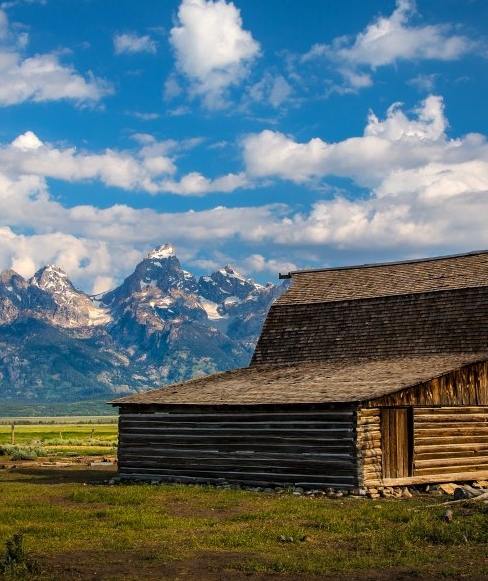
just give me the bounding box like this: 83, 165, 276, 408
35, 549, 472, 581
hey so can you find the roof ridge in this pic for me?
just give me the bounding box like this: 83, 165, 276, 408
279, 248, 488, 278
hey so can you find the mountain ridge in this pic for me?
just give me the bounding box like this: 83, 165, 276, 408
0, 244, 288, 403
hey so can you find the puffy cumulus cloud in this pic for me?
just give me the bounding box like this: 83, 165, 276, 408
336, 0, 474, 67
3, 132, 174, 192
169, 0, 260, 108
1, 131, 247, 195
0, 176, 288, 289
242, 253, 297, 277
242, 96, 468, 188
113, 32, 157, 55
236, 93, 488, 258
0, 226, 125, 294
161, 171, 248, 196
0, 9, 111, 106
304, 0, 479, 93
11, 130, 43, 151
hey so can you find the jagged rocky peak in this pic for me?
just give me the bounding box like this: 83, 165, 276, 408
198, 264, 257, 303
147, 243, 176, 260
100, 243, 198, 308
27, 264, 111, 327
0, 268, 24, 284
31, 264, 71, 291
138, 243, 197, 292
0, 269, 27, 293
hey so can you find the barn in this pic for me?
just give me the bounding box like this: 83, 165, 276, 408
112, 250, 488, 490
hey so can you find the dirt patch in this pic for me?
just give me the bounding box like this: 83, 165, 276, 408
31, 549, 479, 581
1, 458, 117, 484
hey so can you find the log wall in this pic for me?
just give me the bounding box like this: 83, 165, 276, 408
117, 405, 360, 489
357, 408, 382, 487
413, 406, 488, 479
361, 405, 488, 487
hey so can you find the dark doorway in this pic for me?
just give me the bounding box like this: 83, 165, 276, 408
381, 407, 413, 479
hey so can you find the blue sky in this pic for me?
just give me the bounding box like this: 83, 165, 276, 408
0, 0, 487, 293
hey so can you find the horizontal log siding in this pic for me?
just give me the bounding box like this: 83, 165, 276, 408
117, 406, 359, 489
413, 406, 488, 477
357, 408, 382, 487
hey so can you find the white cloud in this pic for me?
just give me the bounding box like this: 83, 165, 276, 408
337, 0, 474, 67
242, 96, 454, 187
242, 254, 297, 277
304, 0, 479, 93
0, 8, 111, 105
169, 0, 260, 108
11, 130, 43, 151
0, 131, 248, 196
239, 94, 488, 254
161, 171, 248, 196
247, 72, 293, 108
113, 32, 157, 55
2, 96, 488, 293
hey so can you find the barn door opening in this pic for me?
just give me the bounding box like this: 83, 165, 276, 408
381, 407, 413, 479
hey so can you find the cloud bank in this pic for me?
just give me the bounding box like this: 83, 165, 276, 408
2, 95, 488, 292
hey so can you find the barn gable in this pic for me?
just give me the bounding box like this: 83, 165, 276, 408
113, 250, 488, 489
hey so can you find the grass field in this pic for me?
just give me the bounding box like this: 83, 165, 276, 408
0, 421, 118, 460
1, 424, 488, 580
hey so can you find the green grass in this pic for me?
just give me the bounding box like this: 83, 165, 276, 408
0, 469, 488, 580
0, 423, 118, 444
0, 423, 118, 461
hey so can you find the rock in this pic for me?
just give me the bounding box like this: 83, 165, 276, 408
402, 487, 413, 498
443, 509, 453, 523
439, 483, 458, 495
473, 480, 488, 488
454, 487, 471, 500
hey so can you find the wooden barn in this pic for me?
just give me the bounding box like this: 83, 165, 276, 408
112, 250, 488, 490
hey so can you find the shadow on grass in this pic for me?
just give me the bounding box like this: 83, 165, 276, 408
1, 464, 117, 484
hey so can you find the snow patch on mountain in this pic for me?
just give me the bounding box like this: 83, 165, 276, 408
148, 244, 175, 260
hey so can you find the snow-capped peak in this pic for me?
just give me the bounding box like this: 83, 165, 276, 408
31, 264, 69, 288
220, 265, 243, 279
148, 244, 175, 260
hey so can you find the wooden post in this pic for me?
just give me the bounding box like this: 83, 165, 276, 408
11, 423, 15, 445
90, 428, 95, 440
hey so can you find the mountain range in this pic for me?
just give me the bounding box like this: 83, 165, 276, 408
0, 244, 287, 405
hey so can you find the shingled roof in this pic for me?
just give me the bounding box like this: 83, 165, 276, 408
112, 353, 488, 406
251, 250, 488, 366
277, 250, 488, 304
